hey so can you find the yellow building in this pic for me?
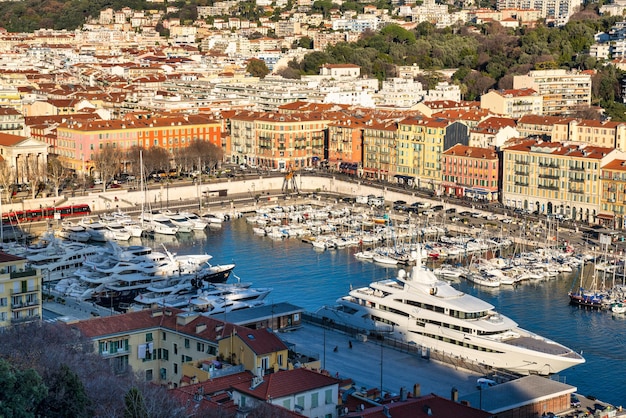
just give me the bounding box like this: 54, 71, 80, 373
502, 139, 623, 222
362, 120, 398, 181
397, 117, 448, 190
0, 252, 42, 328
218, 327, 288, 374
69, 308, 288, 387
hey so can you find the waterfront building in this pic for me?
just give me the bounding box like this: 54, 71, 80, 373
327, 119, 365, 175
55, 114, 221, 174
218, 327, 289, 374
480, 88, 543, 118
0, 252, 42, 328
397, 117, 468, 190
441, 144, 499, 200
501, 139, 624, 221
599, 159, 626, 229
362, 120, 398, 181
513, 69, 592, 115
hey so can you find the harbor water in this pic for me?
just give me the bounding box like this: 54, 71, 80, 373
142, 218, 626, 407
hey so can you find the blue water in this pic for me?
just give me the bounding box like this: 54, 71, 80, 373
145, 218, 626, 407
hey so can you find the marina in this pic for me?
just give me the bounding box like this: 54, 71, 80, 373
13, 198, 626, 408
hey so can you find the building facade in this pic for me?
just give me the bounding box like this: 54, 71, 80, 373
0, 252, 42, 328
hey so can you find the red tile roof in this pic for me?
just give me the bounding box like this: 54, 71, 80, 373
0, 133, 27, 146
232, 368, 339, 400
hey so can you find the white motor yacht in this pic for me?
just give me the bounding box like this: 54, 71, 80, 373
315, 248, 585, 376
140, 212, 179, 235
163, 210, 194, 233
179, 211, 209, 230
57, 222, 91, 243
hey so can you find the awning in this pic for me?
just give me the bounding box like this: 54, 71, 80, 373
597, 213, 615, 220
394, 175, 415, 181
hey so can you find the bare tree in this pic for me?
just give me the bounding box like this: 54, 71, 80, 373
143, 147, 171, 178
20, 154, 48, 199
0, 160, 14, 203
47, 155, 69, 198
92, 145, 120, 192
187, 140, 223, 174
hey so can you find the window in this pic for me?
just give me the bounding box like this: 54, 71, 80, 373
174, 363, 178, 374
311, 392, 319, 408
146, 333, 153, 342
184, 338, 190, 348
325, 389, 333, 404
261, 356, 269, 371
145, 369, 153, 381
296, 395, 304, 410
197, 342, 205, 352
283, 399, 291, 409
174, 343, 178, 355
162, 331, 167, 341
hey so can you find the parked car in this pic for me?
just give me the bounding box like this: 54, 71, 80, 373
431, 205, 444, 211
570, 394, 581, 408
445, 208, 456, 214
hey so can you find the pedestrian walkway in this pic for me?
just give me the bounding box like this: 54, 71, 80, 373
44, 296, 118, 321
280, 323, 482, 398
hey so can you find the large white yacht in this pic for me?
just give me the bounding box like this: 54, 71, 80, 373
316, 250, 585, 376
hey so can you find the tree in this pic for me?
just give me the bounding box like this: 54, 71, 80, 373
187, 140, 223, 174
124, 387, 148, 418
246, 58, 270, 78
92, 145, 120, 192
0, 358, 48, 418
47, 155, 69, 198
142, 147, 171, 178
36, 364, 91, 418
0, 160, 14, 203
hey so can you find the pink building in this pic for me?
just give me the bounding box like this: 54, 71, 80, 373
441, 144, 499, 201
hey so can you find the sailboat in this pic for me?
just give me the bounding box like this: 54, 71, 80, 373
568, 244, 608, 310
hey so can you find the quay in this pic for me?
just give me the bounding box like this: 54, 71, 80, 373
43, 297, 623, 418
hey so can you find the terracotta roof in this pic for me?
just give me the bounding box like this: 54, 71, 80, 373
0, 133, 27, 146
443, 144, 498, 159
233, 328, 288, 355
0, 251, 26, 263
602, 159, 626, 171
232, 368, 339, 400
344, 393, 491, 418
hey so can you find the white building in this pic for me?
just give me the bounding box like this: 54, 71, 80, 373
425, 82, 461, 102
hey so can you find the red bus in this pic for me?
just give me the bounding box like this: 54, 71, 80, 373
1, 204, 91, 224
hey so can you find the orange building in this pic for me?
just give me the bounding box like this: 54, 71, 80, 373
327, 119, 365, 175
55, 114, 221, 173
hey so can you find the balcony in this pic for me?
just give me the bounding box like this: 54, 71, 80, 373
515, 160, 529, 165
538, 162, 559, 168
514, 170, 528, 175
570, 166, 584, 171
538, 184, 559, 190
11, 315, 39, 324
569, 189, 584, 194
538, 173, 559, 179
514, 181, 529, 186
10, 269, 37, 280
570, 178, 585, 183
11, 287, 40, 296
101, 345, 131, 357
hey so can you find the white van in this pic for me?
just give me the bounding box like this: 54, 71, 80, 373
356, 196, 369, 204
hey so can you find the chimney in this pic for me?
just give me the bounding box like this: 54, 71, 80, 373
451, 387, 458, 402
400, 387, 407, 402
151, 310, 163, 317
413, 383, 421, 397
196, 323, 207, 333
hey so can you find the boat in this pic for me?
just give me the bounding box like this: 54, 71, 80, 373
163, 210, 194, 233
26, 240, 100, 281
57, 222, 91, 243
611, 301, 626, 314
315, 248, 585, 376
140, 212, 179, 235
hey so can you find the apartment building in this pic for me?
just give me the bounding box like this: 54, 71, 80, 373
0, 252, 42, 328
513, 69, 592, 115
55, 114, 221, 174
0, 106, 25, 136
501, 139, 622, 222
362, 120, 398, 181
441, 144, 500, 201
496, 0, 582, 25
480, 88, 543, 118
327, 119, 365, 175
69, 309, 289, 386
600, 159, 626, 229
396, 117, 467, 190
